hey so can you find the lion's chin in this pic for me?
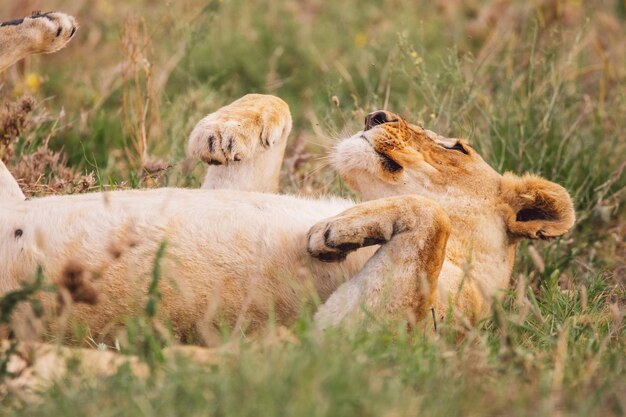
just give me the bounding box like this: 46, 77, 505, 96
332, 134, 376, 173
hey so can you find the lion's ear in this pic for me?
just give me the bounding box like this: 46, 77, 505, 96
500, 173, 575, 239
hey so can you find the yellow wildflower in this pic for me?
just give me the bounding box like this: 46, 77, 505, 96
25, 73, 43, 92
354, 32, 367, 48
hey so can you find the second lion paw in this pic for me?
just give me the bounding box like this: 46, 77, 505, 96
188, 94, 291, 166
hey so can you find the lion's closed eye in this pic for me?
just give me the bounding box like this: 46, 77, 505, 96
440, 142, 469, 155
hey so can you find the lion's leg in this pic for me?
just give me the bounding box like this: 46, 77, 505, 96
187, 94, 292, 193
307, 196, 450, 331
0, 12, 77, 73
2, 341, 225, 399
0, 160, 24, 200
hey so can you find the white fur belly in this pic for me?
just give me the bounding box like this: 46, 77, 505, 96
0, 189, 363, 332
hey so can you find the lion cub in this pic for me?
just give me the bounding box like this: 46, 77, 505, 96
1, 90, 574, 341
0, 10, 577, 396
188, 98, 575, 331
0, 12, 574, 340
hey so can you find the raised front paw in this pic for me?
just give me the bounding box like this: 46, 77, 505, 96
187, 94, 292, 166
307, 213, 391, 263
23, 11, 78, 54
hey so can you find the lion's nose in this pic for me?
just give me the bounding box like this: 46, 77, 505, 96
364, 111, 389, 131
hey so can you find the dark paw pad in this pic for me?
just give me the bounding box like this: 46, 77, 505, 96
314, 251, 348, 263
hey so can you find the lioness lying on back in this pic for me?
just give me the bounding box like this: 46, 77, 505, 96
0, 13, 574, 343
185, 96, 575, 332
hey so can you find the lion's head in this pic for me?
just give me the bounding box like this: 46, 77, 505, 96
332, 110, 575, 241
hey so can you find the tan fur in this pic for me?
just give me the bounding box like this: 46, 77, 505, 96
0, 104, 576, 395
0, 12, 77, 197
0, 13, 577, 395
329, 109, 575, 325
0, 11, 77, 73
0, 99, 575, 343
187, 94, 292, 193
0, 340, 228, 401
0, 14, 575, 341
499, 172, 575, 239
309, 196, 451, 329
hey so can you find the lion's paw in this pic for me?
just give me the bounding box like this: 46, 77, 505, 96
188, 120, 258, 165
307, 214, 388, 263
23, 12, 77, 54
188, 94, 291, 166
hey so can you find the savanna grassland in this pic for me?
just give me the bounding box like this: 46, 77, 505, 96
1, 0, 625, 416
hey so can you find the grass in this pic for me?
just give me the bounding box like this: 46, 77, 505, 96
6, 282, 626, 416
1, 0, 625, 415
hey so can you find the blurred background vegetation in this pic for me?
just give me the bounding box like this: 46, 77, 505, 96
1, 0, 625, 415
